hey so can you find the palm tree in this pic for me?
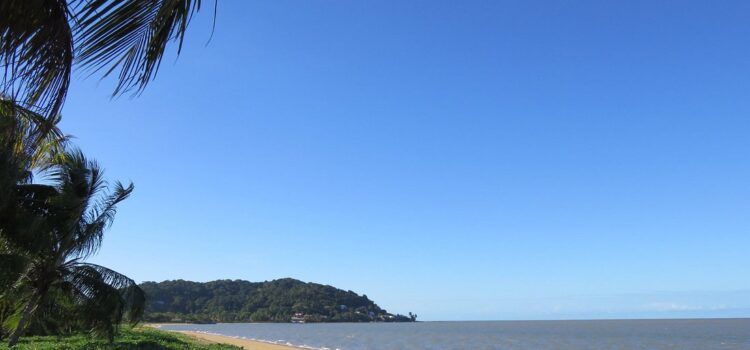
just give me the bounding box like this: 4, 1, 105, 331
1, 148, 144, 347
0, 1, 209, 344
0, 98, 67, 214
0, 0, 212, 118
0, 99, 64, 343
1, 0, 213, 208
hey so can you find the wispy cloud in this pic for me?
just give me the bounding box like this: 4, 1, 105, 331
640, 302, 702, 312
427, 290, 750, 320
639, 302, 732, 312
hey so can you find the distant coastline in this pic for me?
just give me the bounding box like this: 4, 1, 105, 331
141, 278, 417, 324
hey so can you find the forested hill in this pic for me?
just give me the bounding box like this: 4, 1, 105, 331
140, 278, 417, 323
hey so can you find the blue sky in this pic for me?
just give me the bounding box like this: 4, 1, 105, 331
60, 1, 750, 320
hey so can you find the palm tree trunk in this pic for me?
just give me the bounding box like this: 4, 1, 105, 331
7, 295, 39, 347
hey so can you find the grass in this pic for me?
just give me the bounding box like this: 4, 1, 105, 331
0, 327, 241, 350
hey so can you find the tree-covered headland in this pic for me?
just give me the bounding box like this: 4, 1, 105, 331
141, 278, 417, 323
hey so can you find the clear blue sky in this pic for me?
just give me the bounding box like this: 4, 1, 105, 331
61, 1, 750, 320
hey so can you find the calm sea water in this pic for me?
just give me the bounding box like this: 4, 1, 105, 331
161, 319, 750, 350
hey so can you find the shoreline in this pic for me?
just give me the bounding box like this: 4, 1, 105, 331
147, 325, 302, 350
178, 331, 303, 350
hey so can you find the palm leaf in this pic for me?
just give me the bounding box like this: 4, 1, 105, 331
75, 0, 207, 96
0, 253, 29, 293
4, 184, 60, 254
0, 98, 66, 175
63, 263, 145, 327
0, 0, 73, 117
1, 0, 212, 117
75, 181, 134, 259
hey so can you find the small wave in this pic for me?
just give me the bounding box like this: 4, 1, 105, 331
178, 328, 328, 350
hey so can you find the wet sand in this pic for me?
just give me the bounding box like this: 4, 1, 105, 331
145, 324, 300, 349
178, 331, 300, 349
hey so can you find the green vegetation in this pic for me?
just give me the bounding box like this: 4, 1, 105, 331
141, 278, 417, 323
1, 1, 209, 346
0, 327, 240, 350
0, 105, 145, 346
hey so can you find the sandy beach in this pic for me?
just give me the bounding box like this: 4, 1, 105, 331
178, 331, 300, 350
146, 324, 299, 349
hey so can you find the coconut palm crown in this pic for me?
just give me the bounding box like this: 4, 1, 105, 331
0, 147, 144, 347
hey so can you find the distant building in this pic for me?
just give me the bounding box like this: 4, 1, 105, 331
291, 313, 305, 323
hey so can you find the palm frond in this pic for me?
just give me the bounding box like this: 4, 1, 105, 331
64, 263, 145, 326
0, 98, 66, 172
4, 184, 60, 254
35, 149, 99, 258
40, 148, 133, 259
46, 149, 97, 210
0, 100, 65, 252
65, 263, 140, 293
0, 253, 29, 293
0, 0, 73, 117
75, 0, 207, 96
74, 181, 133, 259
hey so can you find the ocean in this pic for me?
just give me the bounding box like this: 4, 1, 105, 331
160, 318, 750, 350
